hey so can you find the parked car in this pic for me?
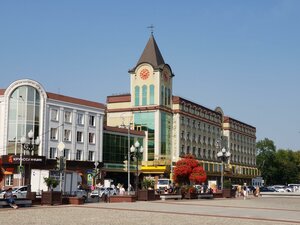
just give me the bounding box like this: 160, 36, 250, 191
90, 187, 117, 198
74, 189, 88, 201
259, 186, 276, 192
0, 186, 28, 199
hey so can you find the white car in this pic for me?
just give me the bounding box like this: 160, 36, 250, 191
0, 186, 28, 199
90, 187, 117, 198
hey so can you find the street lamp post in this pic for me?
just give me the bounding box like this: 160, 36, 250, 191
20, 130, 40, 196
94, 161, 99, 186
216, 138, 231, 190
130, 141, 143, 197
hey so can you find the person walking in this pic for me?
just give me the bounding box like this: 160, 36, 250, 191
243, 184, 248, 200
4, 188, 18, 209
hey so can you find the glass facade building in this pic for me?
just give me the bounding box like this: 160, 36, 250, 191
7, 85, 40, 154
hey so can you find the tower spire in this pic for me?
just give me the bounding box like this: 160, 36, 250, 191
147, 24, 154, 35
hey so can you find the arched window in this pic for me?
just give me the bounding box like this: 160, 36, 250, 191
161, 85, 164, 105
149, 85, 154, 105
142, 85, 147, 106
8, 85, 41, 154
135, 86, 140, 106
168, 88, 171, 105
165, 86, 168, 106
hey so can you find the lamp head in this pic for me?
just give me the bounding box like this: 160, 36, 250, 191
221, 147, 226, 153
20, 136, 27, 144
28, 130, 34, 139
134, 141, 140, 148
130, 145, 135, 153
225, 151, 231, 157
35, 137, 40, 146
217, 151, 223, 158
140, 146, 144, 153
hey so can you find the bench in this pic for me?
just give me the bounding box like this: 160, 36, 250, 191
198, 194, 213, 199
160, 194, 182, 200
0, 199, 32, 207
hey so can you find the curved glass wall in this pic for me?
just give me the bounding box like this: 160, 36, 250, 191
7, 85, 41, 154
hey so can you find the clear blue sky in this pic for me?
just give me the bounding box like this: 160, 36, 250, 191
1, 1, 299, 150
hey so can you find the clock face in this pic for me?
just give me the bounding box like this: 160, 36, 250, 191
140, 69, 150, 80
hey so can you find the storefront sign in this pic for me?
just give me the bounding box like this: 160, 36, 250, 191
1, 155, 46, 165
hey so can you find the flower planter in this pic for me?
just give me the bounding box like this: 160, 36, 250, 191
137, 189, 155, 201
109, 195, 136, 203
68, 197, 84, 205
222, 189, 232, 198
184, 192, 198, 199
41, 191, 62, 205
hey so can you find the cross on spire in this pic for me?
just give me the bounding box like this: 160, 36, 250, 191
147, 24, 154, 35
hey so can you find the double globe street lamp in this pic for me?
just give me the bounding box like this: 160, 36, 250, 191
130, 141, 143, 196
20, 130, 40, 196
216, 138, 231, 190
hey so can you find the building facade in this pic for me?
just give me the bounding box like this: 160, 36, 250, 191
0, 79, 105, 188
107, 34, 258, 185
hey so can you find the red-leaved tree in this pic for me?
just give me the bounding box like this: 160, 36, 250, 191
0, 159, 4, 183
173, 154, 207, 185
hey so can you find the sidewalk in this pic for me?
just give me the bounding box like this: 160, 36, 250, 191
0, 196, 299, 225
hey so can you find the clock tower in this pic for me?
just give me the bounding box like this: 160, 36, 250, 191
129, 34, 174, 161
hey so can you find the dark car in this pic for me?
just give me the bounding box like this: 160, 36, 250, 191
259, 187, 276, 192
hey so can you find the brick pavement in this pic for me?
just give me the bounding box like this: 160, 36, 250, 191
0, 196, 299, 225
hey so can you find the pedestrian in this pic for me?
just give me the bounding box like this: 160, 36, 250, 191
243, 184, 247, 200
4, 188, 18, 209
119, 185, 125, 195
255, 186, 260, 197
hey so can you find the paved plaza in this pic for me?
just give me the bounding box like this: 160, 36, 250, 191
1, 196, 300, 225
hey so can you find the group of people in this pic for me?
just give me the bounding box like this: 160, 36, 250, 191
235, 184, 260, 200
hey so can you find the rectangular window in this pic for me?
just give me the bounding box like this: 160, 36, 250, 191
64, 149, 70, 160
77, 131, 83, 142
50, 128, 58, 140
49, 147, 57, 159
64, 129, 71, 142
89, 115, 95, 126
88, 151, 94, 161
51, 109, 58, 121
181, 131, 184, 139
64, 111, 72, 123
89, 133, 95, 144
77, 113, 84, 125
5, 175, 13, 186
76, 150, 82, 161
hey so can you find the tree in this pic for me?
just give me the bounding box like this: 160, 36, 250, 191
0, 166, 4, 183
44, 177, 60, 191
256, 138, 300, 185
173, 154, 207, 185
0, 158, 4, 183
256, 138, 277, 185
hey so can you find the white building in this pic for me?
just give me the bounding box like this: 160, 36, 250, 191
0, 79, 105, 188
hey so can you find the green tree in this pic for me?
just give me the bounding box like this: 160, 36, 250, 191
257, 138, 300, 185
256, 138, 277, 185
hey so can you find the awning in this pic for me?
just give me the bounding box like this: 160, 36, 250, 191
141, 166, 167, 174
4, 167, 14, 175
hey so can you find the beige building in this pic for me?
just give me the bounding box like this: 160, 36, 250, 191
107, 34, 258, 184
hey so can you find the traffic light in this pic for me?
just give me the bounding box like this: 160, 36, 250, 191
56, 157, 60, 170
123, 160, 128, 171
56, 156, 66, 171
